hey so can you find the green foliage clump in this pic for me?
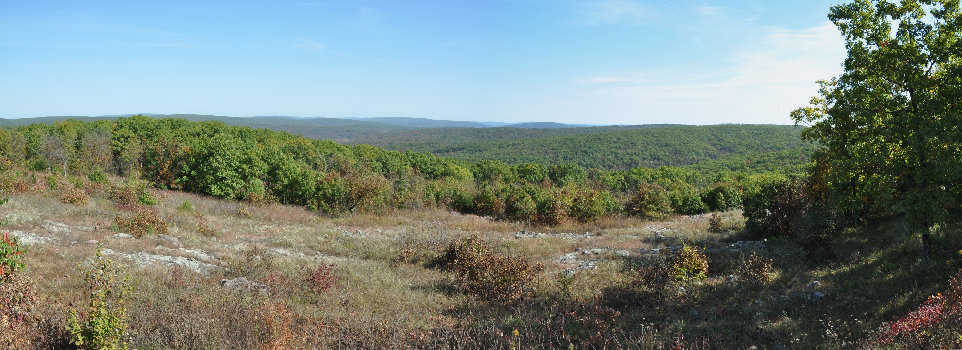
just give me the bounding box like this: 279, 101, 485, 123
568, 189, 617, 223
434, 237, 543, 305
791, 0, 962, 237
742, 178, 810, 237
665, 243, 708, 282
624, 184, 672, 220
703, 183, 741, 212
0, 232, 26, 279
67, 247, 131, 350
668, 183, 708, 215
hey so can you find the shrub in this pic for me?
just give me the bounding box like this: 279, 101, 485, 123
0, 272, 38, 349
568, 189, 611, 223
665, 243, 708, 282
87, 168, 108, 184
305, 264, 338, 295
66, 247, 131, 350
472, 187, 505, 218
708, 213, 723, 233
738, 252, 773, 284
870, 270, 962, 348
59, 186, 89, 206
703, 183, 742, 212
0, 232, 26, 279
669, 184, 708, 215
108, 182, 157, 208
503, 188, 536, 222
624, 183, 672, 220
114, 207, 168, 238
434, 237, 543, 304
743, 178, 810, 237
107, 185, 138, 207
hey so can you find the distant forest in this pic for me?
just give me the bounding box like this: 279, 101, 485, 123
0, 116, 805, 225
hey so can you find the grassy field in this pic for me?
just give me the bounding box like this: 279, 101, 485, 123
2, 172, 961, 349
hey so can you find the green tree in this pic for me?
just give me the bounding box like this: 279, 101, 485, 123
792, 0, 962, 256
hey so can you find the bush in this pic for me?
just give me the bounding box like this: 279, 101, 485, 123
0, 272, 39, 348
87, 167, 108, 184
67, 247, 131, 350
0, 232, 26, 279
708, 213, 723, 233
665, 243, 708, 282
738, 252, 773, 284
503, 187, 536, 222
743, 178, 812, 237
434, 237, 543, 305
59, 187, 89, 206
703, 183, 742, 212
669, 184, 708, 215
114, 207, 168, 238
624, 184, 672, 220
870, 269, 962, 348
568, 189, 612, 223
305, 264, 338, 295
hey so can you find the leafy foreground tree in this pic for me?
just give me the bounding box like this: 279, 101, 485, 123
792, 0, 962, 257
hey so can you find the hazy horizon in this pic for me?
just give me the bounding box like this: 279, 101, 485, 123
1, 1, 843, 125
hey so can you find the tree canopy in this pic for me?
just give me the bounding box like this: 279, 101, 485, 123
792, 0, 962, 231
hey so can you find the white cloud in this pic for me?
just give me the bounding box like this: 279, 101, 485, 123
572, 21, 845, 124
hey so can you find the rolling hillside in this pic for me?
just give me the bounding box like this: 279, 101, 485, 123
358, 124, 813, 171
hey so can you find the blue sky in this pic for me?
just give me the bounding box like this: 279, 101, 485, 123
0, 0, 844, 124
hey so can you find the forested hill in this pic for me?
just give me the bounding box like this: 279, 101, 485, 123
357, 124, 813, 171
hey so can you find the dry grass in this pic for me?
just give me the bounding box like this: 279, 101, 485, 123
2, 171, 960, 349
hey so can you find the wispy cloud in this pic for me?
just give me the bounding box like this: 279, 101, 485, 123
287, 38, 325, 52
573, 21, 845, 123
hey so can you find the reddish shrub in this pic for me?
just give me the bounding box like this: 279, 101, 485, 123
870, 270, 962, 348
305, 264, 338, 295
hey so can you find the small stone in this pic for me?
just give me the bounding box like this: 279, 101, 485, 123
808, 280, 821, 288
614, 250, 629, 257
113, 233, 134, 239
813, 291, 826, 300
677, 286, 686, 294
86, 240, 99, 245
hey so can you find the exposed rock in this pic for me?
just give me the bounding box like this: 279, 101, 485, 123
220, 277, 269, 294
85, 240, 99, 245
581, 248, 606, 255
808, 280, 821, 288
8, 230, 53, 246
113, 233, 134, 239
614, 250, 630, 257
42, 221, 70, 233
514, 231, 594, 240
158, 234, 181, 247
558, 252, 578, 264
102, 248, 219, 274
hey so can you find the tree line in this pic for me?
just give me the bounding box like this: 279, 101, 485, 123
0, 116, 796, 225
